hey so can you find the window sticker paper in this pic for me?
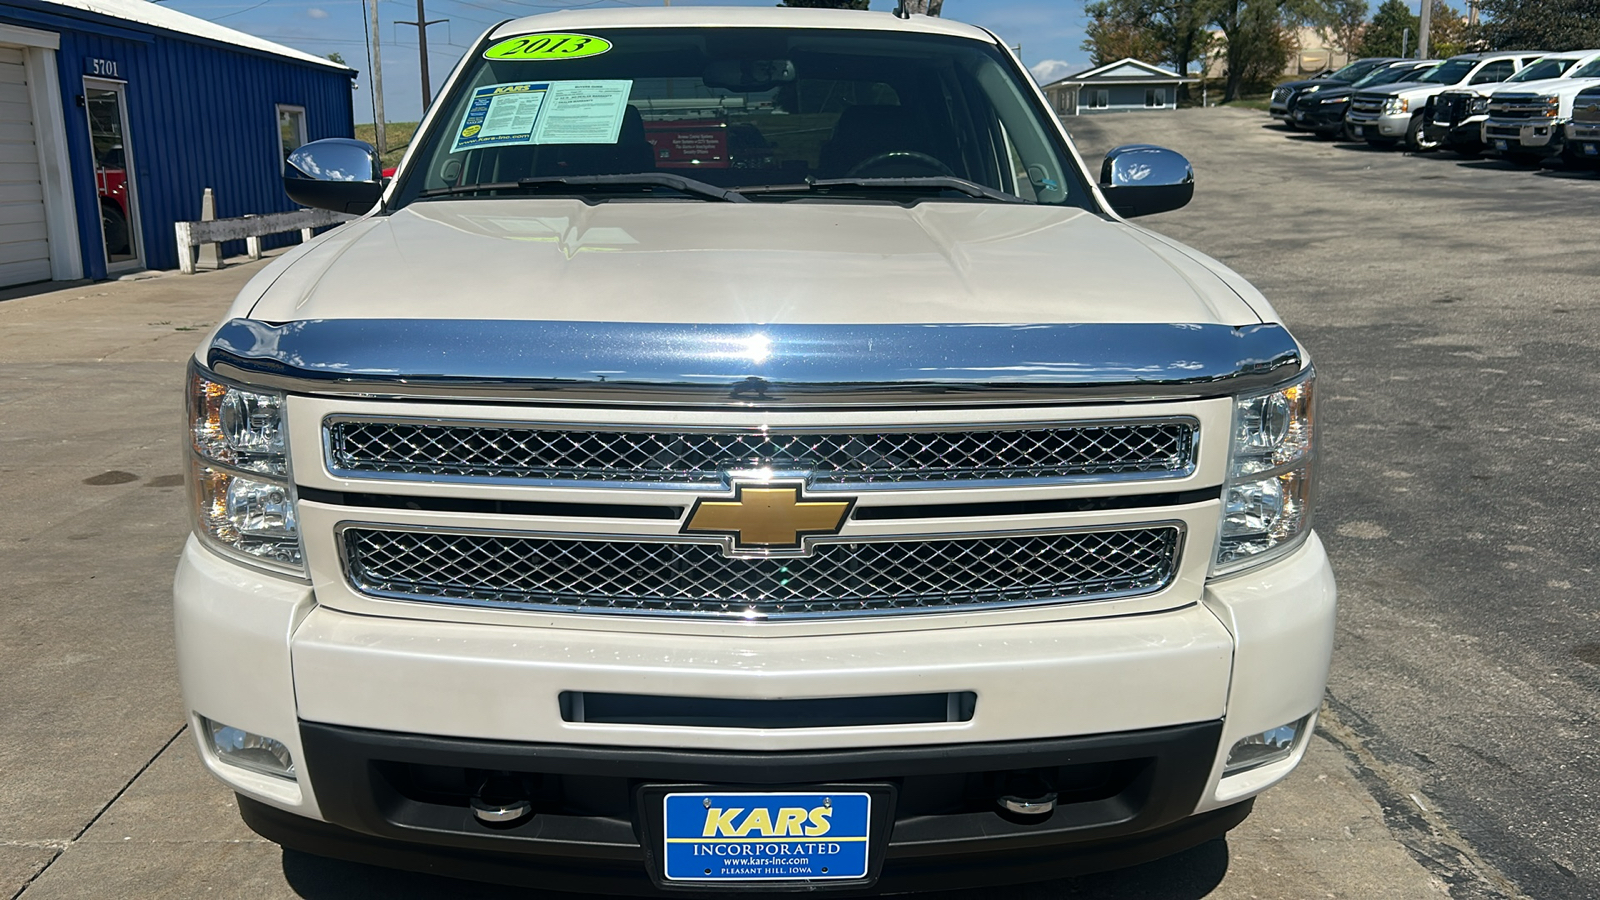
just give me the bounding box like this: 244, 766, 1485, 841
532, 81, 633, 145
450, 80, 634, 152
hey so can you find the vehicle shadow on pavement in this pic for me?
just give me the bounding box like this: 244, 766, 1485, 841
278, 838, 1230, 898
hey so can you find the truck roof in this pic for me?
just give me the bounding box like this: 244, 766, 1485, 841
488, 7, 997, 43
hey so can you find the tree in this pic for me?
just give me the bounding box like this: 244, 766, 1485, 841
1210, 0, 1301, 102
1359, 0, 1419, 56
779, 0, 870, 8
1479, 0, 1600, 50
1083, 0, 1171, 67
1425, 0, 1474, 57
1325, 0, 1368, 58
326, 51, 347, 65
901, 0, 945, 13
1081, 0, 1211, 100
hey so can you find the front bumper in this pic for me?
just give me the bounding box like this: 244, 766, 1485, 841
1294, 104, 1349, 132
1483, 118, 1565, 154
1563, 121, 1600, 159
1424, 117, 1487, 148
1345, 111, 1408, 140
174, 531, 1335, 888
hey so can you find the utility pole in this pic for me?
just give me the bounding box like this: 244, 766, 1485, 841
368, 0, 387, 155
1417, 0, 1432, 60
398, 0, 448, 110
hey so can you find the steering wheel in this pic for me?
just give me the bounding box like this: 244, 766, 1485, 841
844, 150, 955, 178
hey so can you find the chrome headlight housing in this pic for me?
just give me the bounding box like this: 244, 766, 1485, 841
1381, 97, 1409, 115
187, 362, 304, 575
1468, 96, 1489, 115
1213, 367, 1316, 575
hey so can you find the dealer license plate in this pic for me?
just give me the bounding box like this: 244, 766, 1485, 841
663, 792, 871, 883
1585, 143, 1598, 156
1352, 125, 1364, 137
1493, 139, 1508, 150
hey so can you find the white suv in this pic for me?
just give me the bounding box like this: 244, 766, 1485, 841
176, 7, 1336, 894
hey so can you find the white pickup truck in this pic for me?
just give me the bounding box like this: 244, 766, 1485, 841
175, 7, 1335, 894
1482, 49, 1600, 163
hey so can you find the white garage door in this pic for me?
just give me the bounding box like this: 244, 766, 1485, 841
0, 45, 50, 287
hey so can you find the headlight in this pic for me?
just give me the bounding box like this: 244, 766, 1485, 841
1539, 95, 1560, 117
1382, 97, 1409, 114
1214, 368, 1315, 575
1468, 97, 1489, 115
1319, 94, 1348, 105
188, 364, 303, 575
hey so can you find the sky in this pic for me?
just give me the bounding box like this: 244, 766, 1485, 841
157, 0, 1096, 124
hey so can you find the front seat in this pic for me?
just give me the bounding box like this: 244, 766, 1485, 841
818, 104, 942, 178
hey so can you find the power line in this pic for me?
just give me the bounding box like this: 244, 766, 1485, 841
205, 0, 274, 20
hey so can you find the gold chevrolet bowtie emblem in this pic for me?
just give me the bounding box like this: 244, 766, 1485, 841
682, 482, 854, 552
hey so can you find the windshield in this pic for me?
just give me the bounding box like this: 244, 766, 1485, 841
1329, 59, 1386, 82
1507, 58, 1578, 82
1414, 59, 1476, 84
392, 27, 1087, 208
1566, 57, 1600, 79
1358, 63, 1436, 87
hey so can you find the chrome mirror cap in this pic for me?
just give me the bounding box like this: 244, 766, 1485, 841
1098, 144, 1195, 218
283, 138, 383, 214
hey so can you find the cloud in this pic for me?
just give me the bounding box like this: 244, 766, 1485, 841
307, 7, 329, 18
1030, 59, 1078, 84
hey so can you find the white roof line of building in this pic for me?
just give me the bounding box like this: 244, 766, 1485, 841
44, 0, 351, 71
1047, 57, 1185, 86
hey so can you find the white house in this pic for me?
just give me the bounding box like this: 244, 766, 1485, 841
1040, 58, 1196, 116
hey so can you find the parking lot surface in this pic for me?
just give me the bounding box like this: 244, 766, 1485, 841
3, 106, 1592, 898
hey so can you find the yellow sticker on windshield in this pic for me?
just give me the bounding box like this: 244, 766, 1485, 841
484, 34, 612, 61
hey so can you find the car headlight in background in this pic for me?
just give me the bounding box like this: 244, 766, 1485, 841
188, 364, 304, 574
1214, 367, 1316, 575
1468, 96, 1489, 115
1382, 97, 1409, 115
1319, 93, 1349, 105
1538, 95, 1560, 117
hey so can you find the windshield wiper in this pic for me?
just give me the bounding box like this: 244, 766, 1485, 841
740, 176, 1028, 204
420, 173, 750, 203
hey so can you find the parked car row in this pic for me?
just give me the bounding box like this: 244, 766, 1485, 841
1273, 51, 1600, 167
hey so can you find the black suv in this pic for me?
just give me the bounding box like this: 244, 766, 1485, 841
1270, 57, 1399, 127
1290, 60, 1440, 138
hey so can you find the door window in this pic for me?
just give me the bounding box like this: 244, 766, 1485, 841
1469, 61, 1514, 84
85, 84, 138, 267
1091, 89, 1109, 109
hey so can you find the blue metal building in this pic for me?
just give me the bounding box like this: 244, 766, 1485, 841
0, 0, 355, 284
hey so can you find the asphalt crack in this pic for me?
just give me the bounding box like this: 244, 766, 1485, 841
1318, 698, 1530, 900
9, 724, 187, 899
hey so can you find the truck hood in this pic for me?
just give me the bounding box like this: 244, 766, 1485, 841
1491, 76, 1600, 98
1368, 80, 1452, 99
241, 199, 1263, 326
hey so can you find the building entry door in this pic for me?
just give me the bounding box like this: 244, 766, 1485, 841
83, 79, 141, 270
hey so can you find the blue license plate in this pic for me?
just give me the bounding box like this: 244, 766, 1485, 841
1352, 125, 1363, 136
1585, 144, 1598, 156
1493, 139, 1508, 150
663, 792, 871, 882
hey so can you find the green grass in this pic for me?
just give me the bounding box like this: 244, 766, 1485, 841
354, 122, 420, 169
1216, 94, 1272, 111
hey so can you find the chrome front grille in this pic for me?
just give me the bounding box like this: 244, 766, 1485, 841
1349, 93, 1385, 116
342, 525, 1183, 619
1573, 92, 1600, 123
1488, 95, 1552, 119
325, 419, 1198, 489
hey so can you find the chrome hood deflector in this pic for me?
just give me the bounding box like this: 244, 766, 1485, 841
208, 318, 1302, 408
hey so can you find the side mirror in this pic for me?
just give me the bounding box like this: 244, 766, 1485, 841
1098, 144, 1194, 218
284, 138, 383, 214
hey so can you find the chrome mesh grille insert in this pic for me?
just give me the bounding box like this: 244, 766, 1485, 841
325, 420, 1197, 487
342, 526, 1182, 619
